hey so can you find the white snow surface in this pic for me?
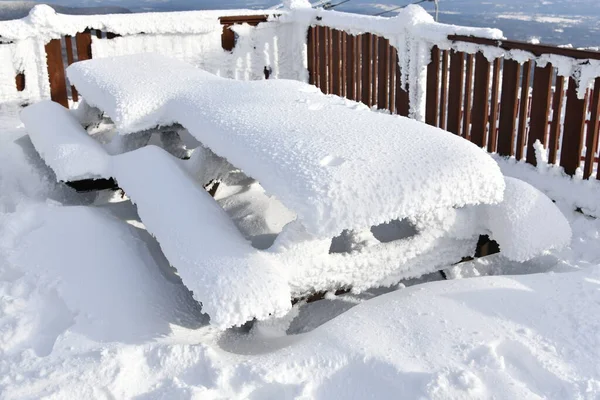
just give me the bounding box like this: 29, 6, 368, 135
1, 102, 600, 398
20, 101, 111, 181
480, 177, 572, 262
112, 146, 292, 329
67, 53, 506, 239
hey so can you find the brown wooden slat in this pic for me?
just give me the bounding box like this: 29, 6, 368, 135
331, 29, 340, 95
549, 77, 565, 164
447, 50, 465, 135
64, 35, 78, 102
307, 27, 315, 85
340, 32, 347, 98
361, 33, 373, 107
221, 25, 235, 51
560, 77, 589, 175
95, 29, 102, 39
439, 50, 449, 130
526, 63, 553, 165
318, 26, 328, 94
395, 51, 409, 116
106, 32, 120, 39
462, 53, 474, 139
355, 34, 362, 101
15, 72, 25, 92
328, 27, 334, 95
516, 61, 532, 160
346, 34, 356, 100
425, 46, 440, 127
497, 59, 521, 156
371, 35, 378, 107
585, 77, 600, 179
448, 34, 600, 61
389, 46, 397, 113
75, 31, 93, 61
377, 38, 390, 110
487, 59, 501, 152
470, 52, 491, 147
219, 15, 270, 25
314, 26, 321, 89
45, 39, 68, 108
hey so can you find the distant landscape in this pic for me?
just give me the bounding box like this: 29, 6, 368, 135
0, 0, 597, 48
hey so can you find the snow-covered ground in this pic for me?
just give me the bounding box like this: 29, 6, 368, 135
0, 98, 599, 399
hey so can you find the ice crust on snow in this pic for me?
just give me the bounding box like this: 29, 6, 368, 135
67, 53, 506, 239
20, 101, 111, 181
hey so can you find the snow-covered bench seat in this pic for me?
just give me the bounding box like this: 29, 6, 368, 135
21, 53, 572, 328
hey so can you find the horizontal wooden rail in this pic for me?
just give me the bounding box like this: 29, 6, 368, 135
448, 35, 600, 61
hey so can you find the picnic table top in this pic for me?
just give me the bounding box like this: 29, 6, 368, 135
67, 53, 505, 238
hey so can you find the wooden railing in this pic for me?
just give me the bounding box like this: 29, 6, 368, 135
307, 28, 600, 180
4, 14, 599, 181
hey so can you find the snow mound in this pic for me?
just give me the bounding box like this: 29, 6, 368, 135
20, 101, 111, 181
481, 177, 572, 261
67, 53, 506, 239
112, 146, 292, 328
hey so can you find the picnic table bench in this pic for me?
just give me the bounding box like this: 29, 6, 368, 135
21, 53, 571, 328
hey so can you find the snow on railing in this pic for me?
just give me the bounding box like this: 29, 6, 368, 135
0, 4, 598, 180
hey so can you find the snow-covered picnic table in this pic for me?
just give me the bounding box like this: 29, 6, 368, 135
22, 53, 571, 328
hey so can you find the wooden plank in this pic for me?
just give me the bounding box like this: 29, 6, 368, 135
497, 59, 521, 156
307, 27, 315, 85
487, 59, 501, 152
75, 31, 93, 61
470, 52, 491, 147
314, 26, 321, 88
15, 72, 25, 92
371, 35, 378, 107
318, 26, 328, 94
106, 32, 120, 39
377, 37, 390, 110
395, 51, 409, 116
516, 61, 532, 160
447, 50, 465, 135
45, 39, 68, 108
331, 29, 340, 95
425, 45, 440, 127
439, 50, 449, 130
448, 34, 600, 61
389, 46, 397, 113
355, 34, 362, 101
64, 35, 79, 102
328, 27, 334, 95
462, 53, 474, 139
340, 31, 347, 97
361, 33, 373, 107
584, 77, 600, 179
221, 25, 235, 51
560, 77, 589, 175
548, 76, 565, 164
526, 63, 553, 165
95, 29, 102, 39
346, 34, 356, 100
219, 15, 270, 25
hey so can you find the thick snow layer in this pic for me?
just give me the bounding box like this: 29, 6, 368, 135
20, 101, 111, 181
20, 101, 291, 328
0, 4, 279, 41
67, 53, 506, 239
2, 103, 600, 398
480, 177, 572, 262
111, 146, 292, 328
